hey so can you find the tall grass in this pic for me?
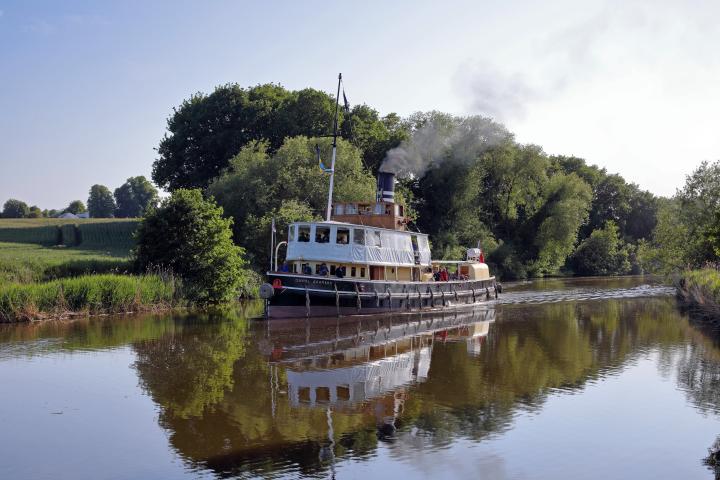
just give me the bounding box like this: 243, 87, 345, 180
0, 242, 132, 283
0, 274, 181, 322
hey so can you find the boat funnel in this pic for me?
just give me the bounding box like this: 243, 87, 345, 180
376, 171, 395, 203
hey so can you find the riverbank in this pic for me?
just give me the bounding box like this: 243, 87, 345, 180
675, 268, 720, 321
0, 274, 182, 323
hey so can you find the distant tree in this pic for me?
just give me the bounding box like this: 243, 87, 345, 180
46, 209, 60, 218
64, 200, 86, 215
87, 184, 116, 218
27, 206, 43, 218
135, 189, 246, 304
2, 199, 29, 218
569, 221, 630, 276
114, 176, 159, 218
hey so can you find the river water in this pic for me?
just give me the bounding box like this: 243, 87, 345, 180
1, 276, 719, 479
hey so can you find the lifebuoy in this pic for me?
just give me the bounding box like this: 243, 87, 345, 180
272, 278, 282, 289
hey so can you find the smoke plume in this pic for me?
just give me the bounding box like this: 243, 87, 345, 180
380, 114, 513, 177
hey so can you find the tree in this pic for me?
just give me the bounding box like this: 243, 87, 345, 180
207, 136, 375, 269
529, 173, 592, 275
2, 199, 29, 218
569, 221, 630, 276
65, 200, 86, 215
27, 206, 43, 218
134, 189, 246, 304
87, 184, 116, 218
340, 105, 409, 173
114, 176, 159, 218
153, 84, 340, 191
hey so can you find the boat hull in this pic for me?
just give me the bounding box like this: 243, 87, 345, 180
264, 273, 498, 319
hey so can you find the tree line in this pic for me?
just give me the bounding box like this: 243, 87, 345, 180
153, 82, 708, 279
1, 176, 158, 219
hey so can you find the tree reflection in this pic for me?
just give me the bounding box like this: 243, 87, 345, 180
122, 298, 720, 477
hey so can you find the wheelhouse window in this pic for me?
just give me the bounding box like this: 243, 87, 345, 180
298, 226, 310, 242
353, 229, 365, 245
315, 227, 330, 243
288, 225, 296, 242
336, 228, 349, 245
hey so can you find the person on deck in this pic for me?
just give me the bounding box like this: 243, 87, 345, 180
440, 267, 449, 282
318, 263, 329, 276
302, 264, 312, 275
336, 266, 346, 278
279, 262, 290, 272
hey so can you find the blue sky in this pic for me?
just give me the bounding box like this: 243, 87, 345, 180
2, 0, 719, 208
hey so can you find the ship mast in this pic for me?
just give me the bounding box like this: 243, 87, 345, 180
325, 73, 342, 221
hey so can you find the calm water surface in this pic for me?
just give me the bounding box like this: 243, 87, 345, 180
1, 276, 720, 479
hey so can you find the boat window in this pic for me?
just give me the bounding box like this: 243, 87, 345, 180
353, 229, 365, 245
360, 267, 366, 277
330, 265, 336, 275
336, 228, 350, 245
288, 225, 296, 242
411, 235, 419, 251
298, 226, 310, 242
315, 227, 330, 243
351, 266, 357, 277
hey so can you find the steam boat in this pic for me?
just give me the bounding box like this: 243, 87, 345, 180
260, 74, 499, 318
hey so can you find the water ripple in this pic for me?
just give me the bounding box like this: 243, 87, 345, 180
496, 284, 675, 305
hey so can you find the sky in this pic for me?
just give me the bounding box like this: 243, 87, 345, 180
1, 0, 719, 208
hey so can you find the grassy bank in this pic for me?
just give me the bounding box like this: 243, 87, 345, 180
675, 268, 720, 320
0, 242, 132, 283
0, 274, 181, 323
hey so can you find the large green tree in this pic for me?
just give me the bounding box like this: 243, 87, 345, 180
2, 199, 29, 218
114, 176, 159, 218
153, 84, 340, 191
87, 184, 116, 218
135, 189, 246, 304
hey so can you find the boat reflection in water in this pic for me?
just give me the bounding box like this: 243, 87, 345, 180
268, 309, 494, 446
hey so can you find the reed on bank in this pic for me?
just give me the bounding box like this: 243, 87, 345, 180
0, 274, 182, 322
675, 267, 720, 320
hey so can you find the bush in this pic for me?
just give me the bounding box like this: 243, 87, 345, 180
134, 189, 247, 304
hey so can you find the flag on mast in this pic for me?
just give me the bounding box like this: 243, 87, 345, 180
342, 90, 350, 112
317, 143, 332, 173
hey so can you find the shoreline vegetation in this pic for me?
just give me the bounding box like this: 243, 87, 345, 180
675, 268, 720, 322
0, 273, 181, 323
